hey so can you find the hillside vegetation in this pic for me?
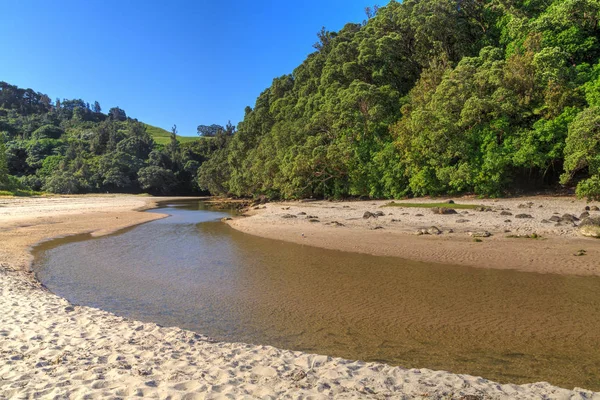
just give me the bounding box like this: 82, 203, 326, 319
0, 82, 221, 195
197, 0, 600, 200
3, 0, 600, 200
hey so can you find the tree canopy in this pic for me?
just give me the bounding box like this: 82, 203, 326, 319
196, 0, 600, 200
0, 81, 212, 195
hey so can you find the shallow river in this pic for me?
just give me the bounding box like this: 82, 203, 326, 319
34, 200, 600, 390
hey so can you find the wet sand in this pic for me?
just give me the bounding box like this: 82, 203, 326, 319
0, 195, 598, 398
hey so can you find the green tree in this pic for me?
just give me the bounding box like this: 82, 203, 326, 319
31, 124, 64, 140
561, 107, 600, 199
43, 171, 79, 194
138, 166, 176, 194
168, 124, 180, 163
108, 107, 127, 121
197, 124, 223, 137
0, 139, 9, 189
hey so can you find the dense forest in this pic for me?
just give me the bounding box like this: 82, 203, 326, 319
0, 81, 232, 195
2, 0, 600, 200
196, 0, 600, 200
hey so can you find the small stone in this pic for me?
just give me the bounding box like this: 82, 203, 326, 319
282, 214, 297, 219
460, 395, 484, 400
363, 211, 375, 219
500, 211, 513, 216
579, 217, 600, 238
431, 207, 457, 215
456, 219, 470, 223
504, 219, 512, 223
585, 206, 591, 211
415, 213, 424, 217
374, 211, 385, 217
541, 219, 551, 224
427, 226, 442, 235
469, 231, 492, 238
445, 200, 455, 204
135, 367, 153, 376
297, 212, 307, 215
515, 214, 533, 219
580, 212, 590, 219
291, 369, 307, 381
591, 206, 600, 211
561, 213, 579, 223
64, 306, 75, 312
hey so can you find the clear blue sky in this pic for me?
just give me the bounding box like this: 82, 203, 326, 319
0, 1, 382, 136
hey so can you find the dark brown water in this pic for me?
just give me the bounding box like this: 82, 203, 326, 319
33, 200, 600, 390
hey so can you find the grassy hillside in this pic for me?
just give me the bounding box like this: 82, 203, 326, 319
144, 124, 201, 145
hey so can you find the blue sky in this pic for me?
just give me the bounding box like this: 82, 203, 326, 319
0, 1, 382, 136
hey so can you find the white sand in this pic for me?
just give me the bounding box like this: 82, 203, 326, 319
0, 195, 598, 399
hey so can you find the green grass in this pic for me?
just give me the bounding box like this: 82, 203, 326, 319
383, 202, 481, 210
506, 233, 543, 239
144, 124, 202, 145
0, 189, 44, 197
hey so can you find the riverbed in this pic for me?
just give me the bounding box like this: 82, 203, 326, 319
31, 200, 600, 390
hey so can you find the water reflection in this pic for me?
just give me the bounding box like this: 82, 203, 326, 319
33, 200, 600, 390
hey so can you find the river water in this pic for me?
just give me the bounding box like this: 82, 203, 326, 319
33, 200, 600, 390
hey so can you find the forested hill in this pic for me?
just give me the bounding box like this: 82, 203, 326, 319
197, 0, 600, 200
0, 81, 221, 195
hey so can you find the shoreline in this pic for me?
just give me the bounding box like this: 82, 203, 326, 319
226, 196, 600, 277
0, 195, 598, 398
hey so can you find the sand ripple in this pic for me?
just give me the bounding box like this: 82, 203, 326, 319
1, 267, 598, 399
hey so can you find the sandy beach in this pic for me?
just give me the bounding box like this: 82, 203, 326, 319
1, 195, 599, 399
227, 196, 600, 276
